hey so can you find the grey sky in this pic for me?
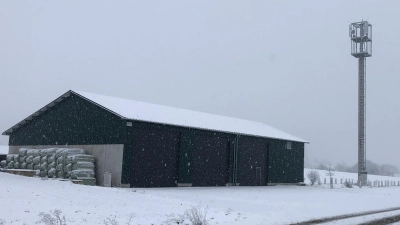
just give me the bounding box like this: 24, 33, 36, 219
1, 1, 399, 167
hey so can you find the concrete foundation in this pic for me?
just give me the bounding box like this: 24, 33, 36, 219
8, 144, 124, 187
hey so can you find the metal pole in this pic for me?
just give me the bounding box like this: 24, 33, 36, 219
358, 56, 367, 186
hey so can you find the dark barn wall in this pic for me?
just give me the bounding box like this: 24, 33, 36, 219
9, 94, 125, 146
131, 128, 181, 187
237, 136, 269, 186
268, 140, 304, 183
125, 121, 235, 187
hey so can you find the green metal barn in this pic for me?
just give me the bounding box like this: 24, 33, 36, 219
2, 90, 308, 187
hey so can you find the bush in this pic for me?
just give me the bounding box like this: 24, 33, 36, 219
344, 180, 353, 188
306, 170, 320, 186
184, 204, 208, 225
36, 209, 67, 225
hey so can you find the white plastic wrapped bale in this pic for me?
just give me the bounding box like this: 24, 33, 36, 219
69, 155, 95, 164
20, 163, 27, 169
6, 154, 17, 163
56, 156, 65, 165
33, 150, 40, 158
40, 162, 47, 171
18, 148, 28, 157
14, 162, 20, 169
40, 156, 47, 164
65, 163, 72, 172
19, 156, 27, 163
55, 149, 65, 158
26, 164, 34, 170
56, 164, 63, 171
72, 162, 95, 170
48, 162, 56, 169
56, 171, 65, 178
33, 156, 41, 165
48, 168, 56, 178
70, 169, 95, 179
7, 161, 14, 169
26, 149, 34, 157
40, 149, 47, 158
65, 171, 71, 178
61, 149, 86, 157
26, 156, 33, 164
0, 160, 6, 168
47, 156, 55, 164
33, 164, 40, 170
46, 148, 58, 156
14, 155, 20, 163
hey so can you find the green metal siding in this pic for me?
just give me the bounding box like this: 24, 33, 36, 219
9, 94, 125, 146
268, 140, 304, 183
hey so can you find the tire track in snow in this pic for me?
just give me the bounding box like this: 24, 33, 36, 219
289, 206, 400, 225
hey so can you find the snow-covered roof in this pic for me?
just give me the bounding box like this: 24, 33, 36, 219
73, 91, 307, 143
2, 90, 307, 143
0, 145, 9, 155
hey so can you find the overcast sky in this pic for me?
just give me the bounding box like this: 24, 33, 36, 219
1, 1, 399, 167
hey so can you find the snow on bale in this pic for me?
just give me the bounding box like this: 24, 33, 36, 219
48, 162, 56, 169
61, 148, 86, 157
45, 148, 58, 156
33, 156, 40, 165
26, 149, 34, 157
40, 156, 47, 164
7, 161, 14, 169
0, 160, 6, 168
26, 156, 33, 164
19, 156, 27, 163
72, 162, 95, 171
65, 163, 72, 172
5, 147, 96, 185
56, 156, 65, 165
70, 169, 95, 179
40, 149, 47, 158
14, 155, 20, 163
48, 168, 56, 178
68, 155, 95, 164
33, 150, 40, 158
47, 156, 55, 164
33, 164, 41, 170
18, 148, 28, 157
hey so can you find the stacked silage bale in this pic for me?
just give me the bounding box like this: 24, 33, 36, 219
46, 148, 57, 178
0, 148, 97, 185
19, 148, 28, 169
68, 154, 96, 185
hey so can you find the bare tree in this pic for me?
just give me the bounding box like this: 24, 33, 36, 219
306, 170, 320, 186
326, 166, 335, 189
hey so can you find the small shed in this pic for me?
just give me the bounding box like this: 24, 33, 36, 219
3, 90, 308, 187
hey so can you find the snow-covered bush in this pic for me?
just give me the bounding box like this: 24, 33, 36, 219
184, 204, 209, 225
306, 170, 320, 186
36, 209, 67, 225
343, 180, 353, 188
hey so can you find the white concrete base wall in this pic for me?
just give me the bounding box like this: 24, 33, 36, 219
9, 144, 124, 187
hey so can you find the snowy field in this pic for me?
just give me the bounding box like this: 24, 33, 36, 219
0, 169, 399, 224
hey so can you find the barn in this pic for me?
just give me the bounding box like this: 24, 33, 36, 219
2, 90, 308, 187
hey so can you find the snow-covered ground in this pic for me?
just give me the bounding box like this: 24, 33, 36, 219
0, 145, 8, 154
0, 169, 399, 224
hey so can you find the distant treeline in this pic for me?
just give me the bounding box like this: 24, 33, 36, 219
317, 160, 399, 177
